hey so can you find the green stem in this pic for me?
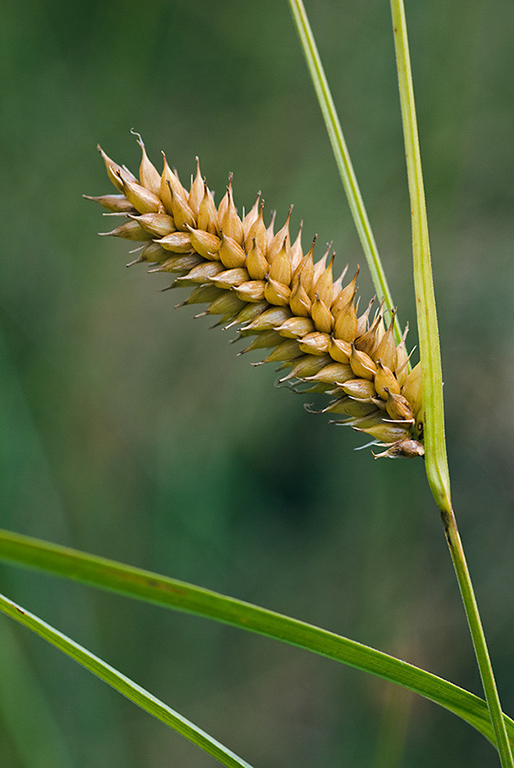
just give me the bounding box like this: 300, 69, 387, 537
389, 1, 513, 765
288, 0, 403, 345
443, 507, 514, 768
389, 0, 450, 509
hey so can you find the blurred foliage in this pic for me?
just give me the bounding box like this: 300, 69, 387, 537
0, 0, 513, 766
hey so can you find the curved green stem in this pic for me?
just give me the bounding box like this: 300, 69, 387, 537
0, 528, 512, 751
288, 0, 403, 345
390, 1, 513, 765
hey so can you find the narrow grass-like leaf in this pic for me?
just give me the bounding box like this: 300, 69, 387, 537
0, 592, 253, 768
0, 528, 512, 750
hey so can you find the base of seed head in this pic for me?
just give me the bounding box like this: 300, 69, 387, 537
87, 137, 424, 458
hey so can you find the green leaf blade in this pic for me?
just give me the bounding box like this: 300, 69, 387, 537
0, 528, 512, 749
0, 591, 253, 768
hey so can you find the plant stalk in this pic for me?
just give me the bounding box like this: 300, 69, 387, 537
288, 0, 403, 345
442, 507, 514, 768
389, 1, 513, 765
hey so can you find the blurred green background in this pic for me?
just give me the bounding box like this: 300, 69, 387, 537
1, 0, 513, 766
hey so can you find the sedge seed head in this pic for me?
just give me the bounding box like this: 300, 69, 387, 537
87, 137, 423, 457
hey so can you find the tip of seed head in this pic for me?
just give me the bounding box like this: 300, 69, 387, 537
130, 128, 143, 145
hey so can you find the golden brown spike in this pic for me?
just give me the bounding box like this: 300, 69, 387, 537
219, 231, 247, 269
309, 250, 328, 302
185, 225, 221, 260
181, 284, 225, 306
198, 182, 219, 235
242, 306, 292, 332
245, 200, 267, 253
84, 193, 134, 212
281, 354, 331, 381
235, 281, 267, 303
167, 184, 196, 230
153, 253, 201, 273
135, 134, 161, 197
401, 362, 422, 418
293, 240, 315, 296
374, 360, 401, 400
331, 265, 349, 304
188, 157, 204, 216
356, 296, 374, 338
331, 267, 359, 316
265, 209, 277, 249
231, 301, 269, 328
333, 295, 358, 342
99, 220, 153, 241
264, 278, 291, 307
246, 237, 269, 280
349, 344, 377, 380
136, 242, 169, 265
268, 238, 292, 286
373, 312, 398, 370
261, 339, 301, 364
275, 317, 314, 339
354, 305, 383, 356
324, 397, 376, 418
206, 293, 246, 321
97, 146, 126, 192
395, 323, 410, 388
290, 222, 303, 270
384, 390, 414, 422
289, 275, 312, 318
239, 330, 283, 354
242, 193, 261, 239
373, 440, 424, 459
129, 213, 175, 238
210, 268, 249, 290
221, 182, 244, 244
357, 421, 411, 444
313, 252, 334, 306
91, 140, 422, 457
298, 331, 331, 356
161, 153, 188, 214
305, 362, 353, 385
120, 174, 164, 214
176, 262, 224, 285
310, 295, 334, 334
267, 206, 293, 263
329, 338, 352, 364
340, 379, 376, 400
217, 173, 232, 226
156, 232, 193, 253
